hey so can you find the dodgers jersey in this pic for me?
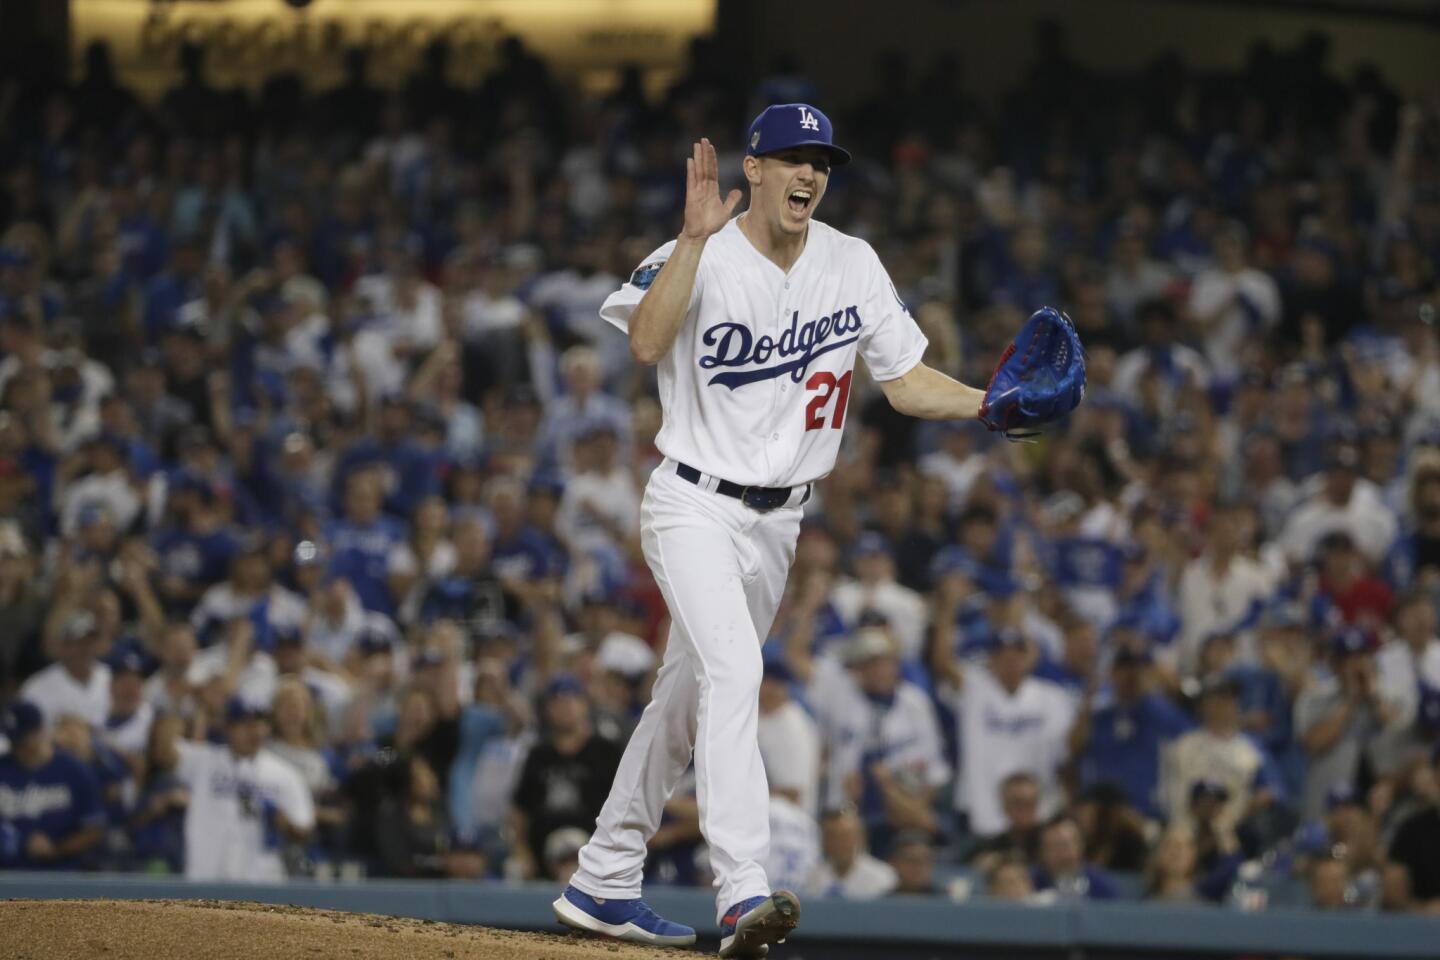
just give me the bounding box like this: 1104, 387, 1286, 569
601, 218, 928, 487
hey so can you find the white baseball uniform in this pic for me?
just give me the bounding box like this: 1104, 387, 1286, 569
569, 216, 927, 920
175, 740, 315, 881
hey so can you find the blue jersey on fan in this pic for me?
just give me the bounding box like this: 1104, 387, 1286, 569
325, 514, 406, 615
0, 750, 105, 870
1080, 693, 1193, 819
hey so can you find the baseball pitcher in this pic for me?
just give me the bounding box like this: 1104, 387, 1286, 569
553, 103, 1084, 957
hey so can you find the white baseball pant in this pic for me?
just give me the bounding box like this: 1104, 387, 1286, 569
569, 459, 806, 921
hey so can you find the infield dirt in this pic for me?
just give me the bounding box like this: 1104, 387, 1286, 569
1, 898, 687, 960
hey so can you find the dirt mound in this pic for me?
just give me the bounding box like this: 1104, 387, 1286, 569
1, 898, 687, 960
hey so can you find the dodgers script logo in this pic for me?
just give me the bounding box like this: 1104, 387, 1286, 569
699, 306, 861, 389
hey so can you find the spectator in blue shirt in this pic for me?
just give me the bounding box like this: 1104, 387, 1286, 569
1031, 812, 1121, 900
333, 394, 442, 520
326, 469, 406, 616
1073, 644, 1193, 819
0, 701, 105, 870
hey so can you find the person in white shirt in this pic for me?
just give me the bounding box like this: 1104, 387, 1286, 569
555, 421, 640, 558
917, 421, 986, 512
190, 546, 307, 644
20, 611, 110, 729
764, 787, 821, 897
1176, 503, 1277, 675
829, 533, 928, 661
526, 237, 624, 381
169, 697, 315, 881
1187, 222, 1281, 382
538, 346, 634, 468
822, 628, 948, 837
58, 437, 141, 537
757, 659, 821, 818
353, 244, 443, 356
1105, 219, 1174, 329
1375, 590, 1440, 770
937, 626, 1076, 837
1112, 298, 1211, 401
101, 651, 155, 757
807, 806, 897, 899
1279, 439, 1399, 566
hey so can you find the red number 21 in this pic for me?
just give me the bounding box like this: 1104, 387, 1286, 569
804, 370, 853, 431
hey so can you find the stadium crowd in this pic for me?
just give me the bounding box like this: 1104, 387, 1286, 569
2, 26, 1440, 916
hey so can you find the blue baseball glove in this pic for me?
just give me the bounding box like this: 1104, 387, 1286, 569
978, 306, 1086, 440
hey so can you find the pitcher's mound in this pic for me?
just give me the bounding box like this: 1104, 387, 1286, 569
1, 898, 688, 960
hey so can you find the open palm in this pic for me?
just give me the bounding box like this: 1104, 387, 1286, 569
681, 138, 742, 240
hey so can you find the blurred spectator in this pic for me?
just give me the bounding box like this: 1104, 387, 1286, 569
1309, 854, 1354, 910
0, 701, 105, 869
765, 781, 821, 897
1031, 813, 1120, 900
1143, 827, 1204, 904
940, 627, 1074, 837
1296, 628, 1405, 823
888, 832, 940, 895
1072, 643, 1192, 818
1187, 221, 1281, 383
968, 771, 1043, 872
986, 854, 1038, 903
1164, 676, 1282, 838
809, 806, 897, 899
830, 533, 928, 660
757, 658, 821, 817
824, 626, 948, 850
127, 712, 189, 873
20, 610, 110, 728
1176, 503, 1276, 674
1387, 747, 1440, 911
171, 697, 315, 881
1073, 783, 1148, 872
508, 675, 621, 881
1278, 438, 1398, 566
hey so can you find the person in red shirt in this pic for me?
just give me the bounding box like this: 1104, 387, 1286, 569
1316, 530, 1393, 632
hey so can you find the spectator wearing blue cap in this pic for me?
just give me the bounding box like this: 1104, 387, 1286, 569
830, 533, 927, 661
149, 469, 242, 615
509, 675, 621, 881
159, 694, 315, 880
0, 701, 107, 871
935, 622, 1075, 838
1296, 627, 1406, 823
1073, 643, 1193, 819
102, 649, 155, 758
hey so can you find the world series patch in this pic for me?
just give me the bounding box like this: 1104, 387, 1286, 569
631, 261, 665, 290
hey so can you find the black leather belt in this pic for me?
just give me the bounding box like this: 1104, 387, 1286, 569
675, 461, 809, 513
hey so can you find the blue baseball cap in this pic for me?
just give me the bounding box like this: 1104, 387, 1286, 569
745, 103, 851, 166
3, 701, 43, 739
851, 531, 891, 560
545, 674, 586, 700
1331, 627, 1374, 658
224, 697, 267, 724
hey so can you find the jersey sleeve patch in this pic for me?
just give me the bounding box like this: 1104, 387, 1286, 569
631, 261, 665, 290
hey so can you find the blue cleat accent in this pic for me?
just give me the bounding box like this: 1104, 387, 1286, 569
718, 890, 801, 958
553, 886, 697, 947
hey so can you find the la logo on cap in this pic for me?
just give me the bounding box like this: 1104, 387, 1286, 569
798, 106, 820, 131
